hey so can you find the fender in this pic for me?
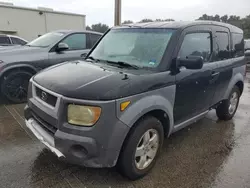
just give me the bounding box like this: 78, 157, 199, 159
116, 85, 176, 136
0, 63, 38, 78
223, 65, 245, 99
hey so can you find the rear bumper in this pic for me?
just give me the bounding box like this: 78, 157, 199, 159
24, 105, 129, 168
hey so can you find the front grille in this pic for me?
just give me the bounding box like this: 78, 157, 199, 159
36, 87, 57, 107
31, 111, 58, 135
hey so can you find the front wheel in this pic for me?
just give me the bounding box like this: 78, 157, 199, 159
1, 70, 33, 103
118, 116, 164, 180
216, 86, 240, 120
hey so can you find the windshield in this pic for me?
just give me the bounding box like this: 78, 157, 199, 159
27, 32, 64, 47
89, 28, 175, 68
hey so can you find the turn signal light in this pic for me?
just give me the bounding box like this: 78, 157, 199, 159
120, 101, 131, 111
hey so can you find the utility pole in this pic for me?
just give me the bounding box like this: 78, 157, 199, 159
114, 0, 121, 26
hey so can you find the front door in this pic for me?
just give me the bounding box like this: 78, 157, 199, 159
48, 33, 90, 66
173, 26, 218, 124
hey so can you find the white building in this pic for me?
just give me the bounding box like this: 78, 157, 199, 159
0, 2, 86, 41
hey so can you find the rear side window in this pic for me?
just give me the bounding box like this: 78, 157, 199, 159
11, 37, 27, 45
178, 32, 211, 63
0, 36, 11, 44
215, 32, 230, 60
232, 33, 244, 57
90, 34, 101, 47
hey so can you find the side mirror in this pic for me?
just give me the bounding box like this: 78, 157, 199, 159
56, 43, 69, 52
81, 53, 87, 58
245, 50, 250, 57
178, 56, 204, 70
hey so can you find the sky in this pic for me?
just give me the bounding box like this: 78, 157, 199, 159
4, 0, 250, 26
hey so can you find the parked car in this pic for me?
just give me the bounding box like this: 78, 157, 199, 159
0, 34, 27, 46
0, 30, 102, 103
24, 21, 246, 180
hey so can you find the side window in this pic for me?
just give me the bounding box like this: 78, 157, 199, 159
232, 33, 244, 57
178, 32, 211, 63
215, 32, 230, 60
61, 33, 86, 50
90, 34, 101, 47
11, 37, 27, 45
0, 36, 11, 44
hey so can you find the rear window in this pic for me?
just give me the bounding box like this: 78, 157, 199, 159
232, 33, 244, 57
0, 36, 11, 44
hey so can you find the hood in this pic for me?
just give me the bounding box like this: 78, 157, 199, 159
33, 61, 131, 100
33, 61, 171, 100
0, 46, 47, 63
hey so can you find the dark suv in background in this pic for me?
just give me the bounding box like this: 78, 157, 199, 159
24, 21, 247, 180
0, 30, 102, 103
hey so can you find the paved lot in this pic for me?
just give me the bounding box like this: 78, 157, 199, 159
1, 76, 250, 188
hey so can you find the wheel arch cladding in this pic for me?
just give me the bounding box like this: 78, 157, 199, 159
224, 66, 245, 99
116, 85, 176, 137
0, 64, 37, 78
235, 81, 244, 95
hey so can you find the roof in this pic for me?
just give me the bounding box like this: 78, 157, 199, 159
121, 21, 243, 33
54, 30, 103, 35
0, 4, 85, 17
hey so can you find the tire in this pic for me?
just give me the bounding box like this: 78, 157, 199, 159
1, 70, 33, 103
216, 86, 240, 120
118, 116, 164, 180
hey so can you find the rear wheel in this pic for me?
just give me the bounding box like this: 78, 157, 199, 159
216, 86, 240, 120
1, 70, 33, 103
118, 116, 164, 180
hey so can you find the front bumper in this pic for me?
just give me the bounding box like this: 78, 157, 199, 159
25, 118, 64, 158
24, 103, 130, 168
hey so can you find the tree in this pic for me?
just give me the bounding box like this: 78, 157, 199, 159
122, 20, 133, 24
86, 25, 92, 31
214, 14, 220, 22
155, 18, 175, 22
221, 15, 228, 23
197, 14, 250, 38
89, 23, 109, 33
139, 19, 153, 23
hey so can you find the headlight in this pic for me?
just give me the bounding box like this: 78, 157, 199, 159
67, 104, 101, 126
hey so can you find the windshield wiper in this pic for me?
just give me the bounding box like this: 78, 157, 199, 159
105, 60, 140, 69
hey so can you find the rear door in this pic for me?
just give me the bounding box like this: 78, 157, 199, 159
173, 25, 218, 124
88, 34, 102, 48
48, 33, 89, 66
210, 26, 233, 104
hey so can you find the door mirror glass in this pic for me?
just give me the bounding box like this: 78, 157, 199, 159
57, 43, 69, 51
178, 56, 204, 70
245, 50, 250, 57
